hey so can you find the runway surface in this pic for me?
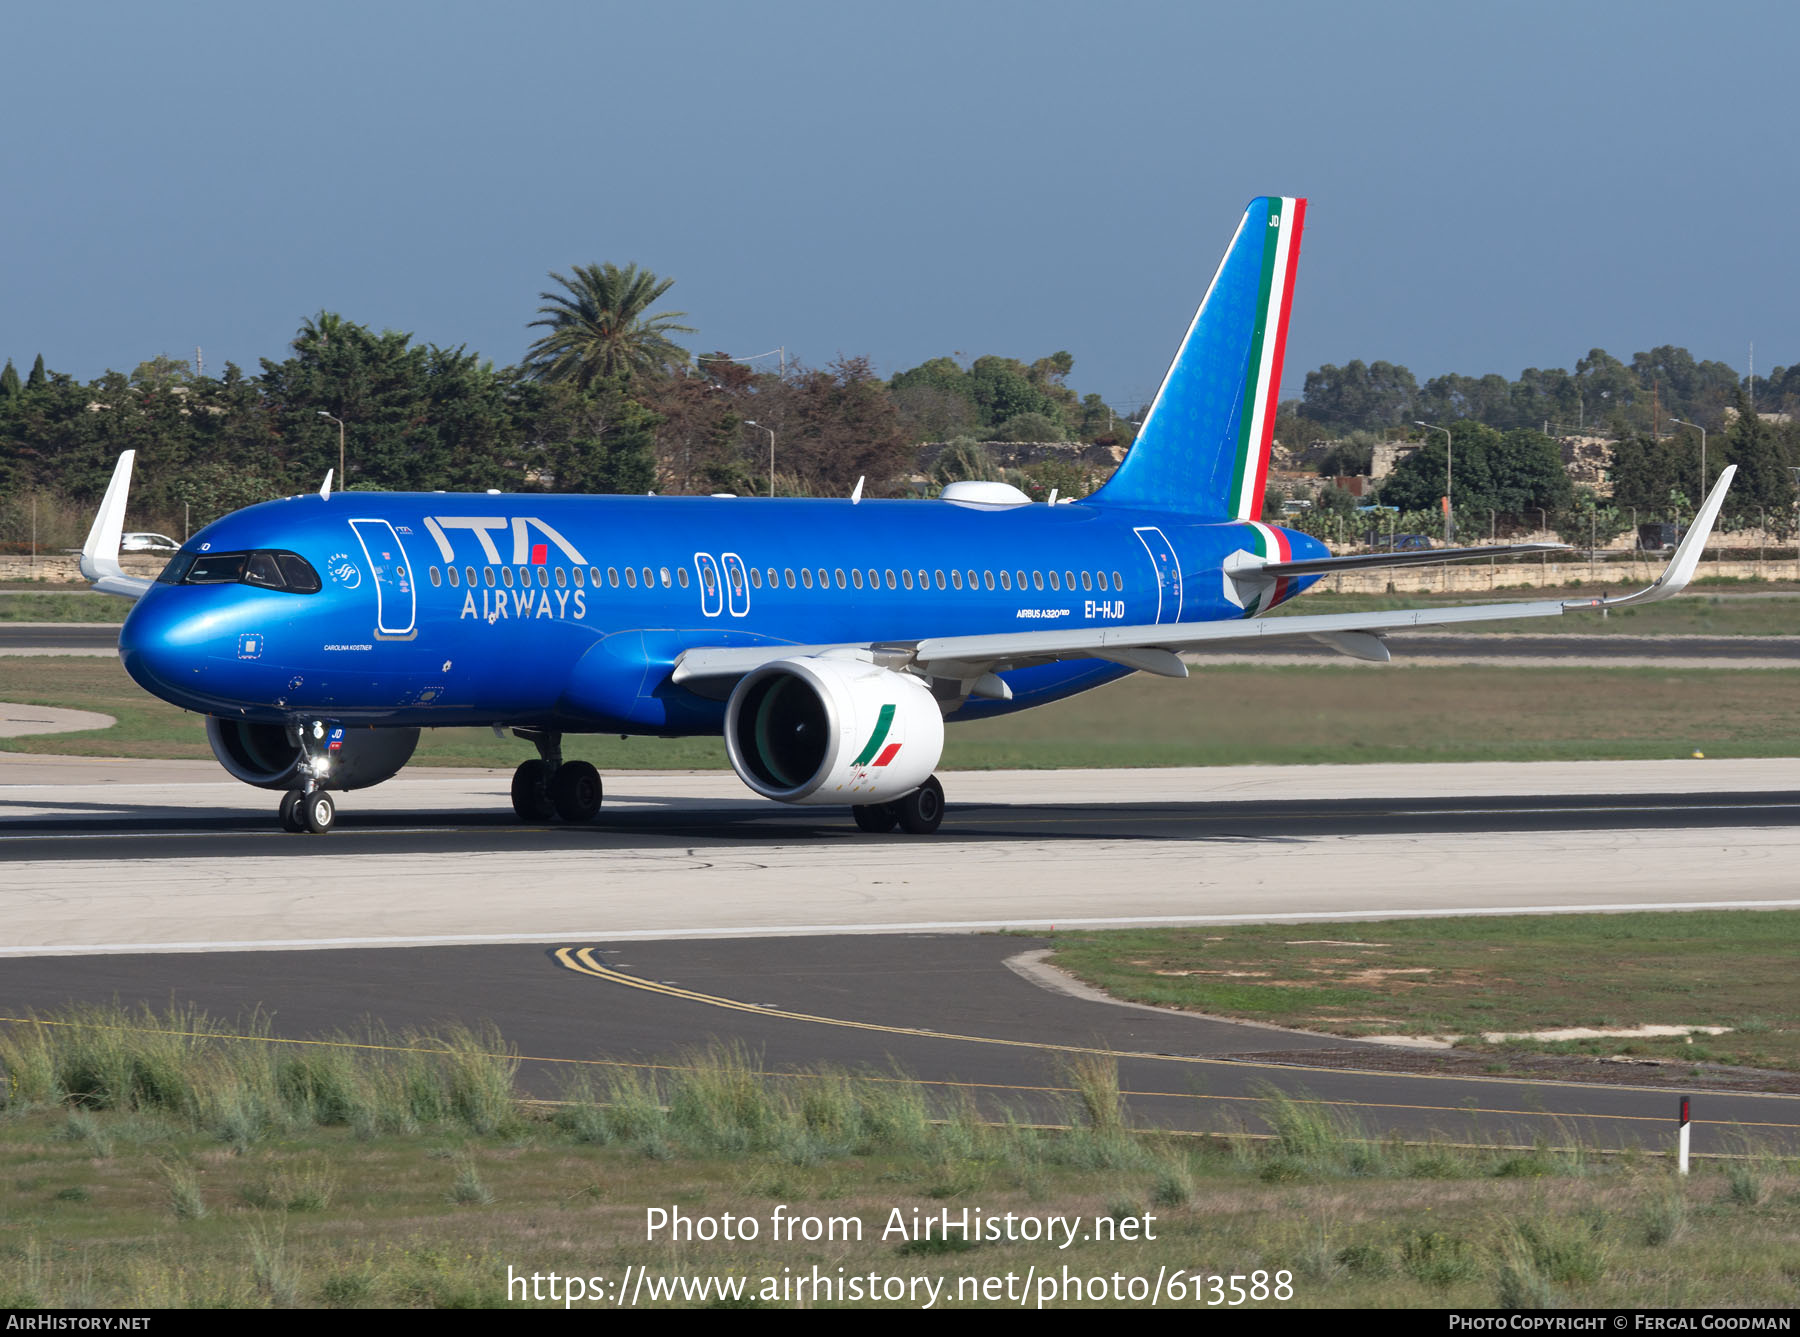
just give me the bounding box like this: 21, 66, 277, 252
6, 758, 1800, 1152
4, 758, 1799, 954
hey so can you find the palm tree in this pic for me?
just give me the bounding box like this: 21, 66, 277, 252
526, 263, 694, 387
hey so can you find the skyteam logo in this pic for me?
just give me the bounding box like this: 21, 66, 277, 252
325, 552, 361, 589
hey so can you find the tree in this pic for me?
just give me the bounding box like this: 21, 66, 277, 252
1378, 421, 1569, 520
1301, 359, 1417, 430
526, 263, 694, 388
0, 360, 18, 400
1721, 391, 1797, 518
26, 354, 46, 391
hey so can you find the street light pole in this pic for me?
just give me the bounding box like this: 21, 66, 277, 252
1414, 420, 1454, 543
317, 411, 346, 485
1671, 418, 1707, 509
746, 420, 775, 497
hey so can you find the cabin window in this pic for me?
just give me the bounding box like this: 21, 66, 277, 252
1015, 570, 1027, 589
590, 566, 602, 586
748, 567, 760, 589
447, 565, 460, 588
1064, 570, 1075, 589
901, 569, 914, 590
817, 568, 828, 588
483, 567, 495, 588
641, 567, 653, 588
985, 570, 996, 590
867, 568, 878, 589
607, 567, 619, 587
1032, 571, 1044, 590
934, 569, 946, 590
702, 565, 715, 592
1081, 570, 1092, 591
572, 566, 583, 587
784, 568, 796, 588
1046, 571, 1057, 591
536, 566, 549, 588
801, 567, 814, 589
555, 566, 567, 588
851, 568, 864, 589
428, 566, 441, 587
834, 568, 846, 589
1112, 571, 1123, 591
500, 566, 514, 587
999, 570, 1011, 590
729, 565, 743, 594
950, 569, 962, 590
677, 567, 690, 588
625, 566, 637, 588
884, 569, 896, 589
660, 566, 672, 588
766, 567, 778, 587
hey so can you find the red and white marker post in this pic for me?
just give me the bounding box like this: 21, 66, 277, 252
1678, 1096, 1691, 1175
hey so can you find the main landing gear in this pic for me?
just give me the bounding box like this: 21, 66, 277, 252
509, 730, 604, 824
278, 719, 338, 835
851, 774, 944, 836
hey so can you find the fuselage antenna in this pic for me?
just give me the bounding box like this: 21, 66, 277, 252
318, 468, 333, 500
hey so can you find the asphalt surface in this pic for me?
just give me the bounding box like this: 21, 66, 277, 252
3, 623, 1800, 660
2, 934, 1794, 1154
6, 787, 1800, 861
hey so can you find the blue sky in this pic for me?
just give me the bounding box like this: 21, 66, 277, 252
3, 1, 1793, 410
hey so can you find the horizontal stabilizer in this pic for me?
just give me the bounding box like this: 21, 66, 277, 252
1254, 542, 1567, 578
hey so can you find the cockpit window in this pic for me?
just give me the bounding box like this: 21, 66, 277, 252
170, 549, 322, 594
156, 552, 196, 584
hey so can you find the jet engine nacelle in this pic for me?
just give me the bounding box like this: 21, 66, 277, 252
724, 656, 944, 805
205, 717, 419, 791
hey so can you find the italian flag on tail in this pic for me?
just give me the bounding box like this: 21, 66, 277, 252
1238, 520, 1293, 616
1227, 196, 1304, 522
1088, 196, 1306, 519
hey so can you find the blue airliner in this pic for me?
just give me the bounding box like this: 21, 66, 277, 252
80, 196, 1735, 835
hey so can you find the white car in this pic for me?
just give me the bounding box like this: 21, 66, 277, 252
121, 532, 182, 553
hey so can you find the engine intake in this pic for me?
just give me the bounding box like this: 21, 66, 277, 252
205, 717, 418, 791
725, 657, 944, 805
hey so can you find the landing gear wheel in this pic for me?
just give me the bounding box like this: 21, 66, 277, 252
278, 789, 306, 833
551, 761, 603, 823
301, 790, 336, 835
511, 759, 556, 821
894, 775, 945, 835
852, 803, 898, 834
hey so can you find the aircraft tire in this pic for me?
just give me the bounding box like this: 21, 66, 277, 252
279, 789, 306, 833
894, 776, 945, 835
551, 761, 603, 823
852, 803, 898, 834
302, 790, 336, 835
511, 759, 557, 821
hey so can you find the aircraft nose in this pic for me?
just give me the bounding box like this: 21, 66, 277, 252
117, 591, 202, 701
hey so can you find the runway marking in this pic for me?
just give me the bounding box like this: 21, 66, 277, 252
551, 948, 1800, 1129
12, 899, 1800, 957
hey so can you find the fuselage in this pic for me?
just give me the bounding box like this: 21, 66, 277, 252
119, 490, 1327, 735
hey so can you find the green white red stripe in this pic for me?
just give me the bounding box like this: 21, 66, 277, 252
1239, 520, 1293, 616
1228, 196, 1305, 523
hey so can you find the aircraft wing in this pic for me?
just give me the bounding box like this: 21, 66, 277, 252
673, 465, 1736, 687
79, 450, 154, 601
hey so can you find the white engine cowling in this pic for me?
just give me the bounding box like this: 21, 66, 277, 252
205, 717, 419, 791
724, 656, 944, 805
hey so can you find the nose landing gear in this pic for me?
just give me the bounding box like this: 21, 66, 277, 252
277, 719, 339, 834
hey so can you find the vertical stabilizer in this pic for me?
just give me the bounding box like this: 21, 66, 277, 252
1090, 196, 1305, 518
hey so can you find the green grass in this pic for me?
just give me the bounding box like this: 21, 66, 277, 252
4, 656, 1799, 768
0, 591, 128, 622
1046, 911, 1800, 1070
2, 1007, 1796, 1308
